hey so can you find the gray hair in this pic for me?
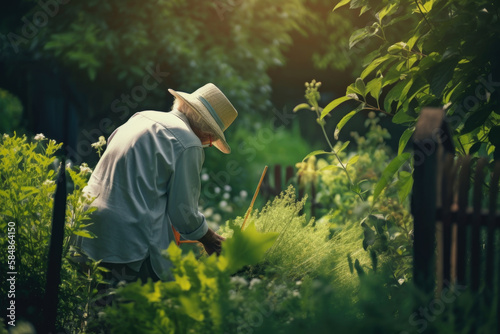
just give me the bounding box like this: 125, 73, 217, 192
173, 98, 216, 136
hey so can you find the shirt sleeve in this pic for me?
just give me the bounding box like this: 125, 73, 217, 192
167, 146, 208, 240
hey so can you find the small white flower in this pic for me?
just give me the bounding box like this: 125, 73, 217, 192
224, 185, 231, 192
295, 280, 302, 286
3, 134, 9, 139
214, 187, 221, 194
66, 162, 72, 169
91, 136, 106, 148
223, 193, 230, 200
34, 133, 46, 141
398, 278, 405, 285
239, 190, 248, 199
230, 276, 248, 287
43, 180, 55, 187
219, 200, 228, 208
201, 173, 209, 181
204, 208, 214, 217
274, 284, 286, 295
212, 213, 221, 222
249, 278, 262, 289
80, 165, 92, 175
228, 289, 243, 302
292, 290, 301, 297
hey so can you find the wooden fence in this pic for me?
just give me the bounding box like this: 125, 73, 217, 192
412, 108, 500, 302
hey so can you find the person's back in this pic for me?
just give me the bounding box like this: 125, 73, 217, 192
81, 110, 205, 280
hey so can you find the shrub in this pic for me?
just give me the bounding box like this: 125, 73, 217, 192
0, 133, 102, 332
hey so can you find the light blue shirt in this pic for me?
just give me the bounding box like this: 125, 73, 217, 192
80, 109, 208, 280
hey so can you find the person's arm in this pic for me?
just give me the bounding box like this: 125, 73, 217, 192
166, 146, 224, 255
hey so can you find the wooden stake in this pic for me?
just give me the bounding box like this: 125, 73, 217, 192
241, 166, 268, 230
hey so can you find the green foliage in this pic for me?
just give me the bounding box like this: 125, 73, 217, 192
102, 225, 279, 333
103, 253, 499, 334
373, 152, 411, 203
258, 270, 498, 334
222, 222, 279, 274
293, 112, 414, 283
325, 0, 500, 160
294, 80, 365, 200
308, 0, 382, 75
0, 133, 102, 332
217, 184, 411, 289
221, 187, 339, 280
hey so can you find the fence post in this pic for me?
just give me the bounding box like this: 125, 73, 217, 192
43, 80, 69, 333
411, 107, 452, 294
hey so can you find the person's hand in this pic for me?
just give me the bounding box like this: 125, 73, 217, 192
198, 228, 225, 256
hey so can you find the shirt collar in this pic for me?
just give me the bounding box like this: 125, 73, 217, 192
171, 109, 190, 125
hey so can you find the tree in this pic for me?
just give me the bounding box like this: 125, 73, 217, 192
323, 0, 500, 163
0, 0, 310, 141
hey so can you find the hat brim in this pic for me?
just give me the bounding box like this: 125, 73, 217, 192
168, 88, 231, 154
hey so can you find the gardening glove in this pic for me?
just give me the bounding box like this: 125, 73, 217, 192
198, 228, 225, 256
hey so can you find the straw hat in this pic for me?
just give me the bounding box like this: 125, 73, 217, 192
168, 83, 238, 154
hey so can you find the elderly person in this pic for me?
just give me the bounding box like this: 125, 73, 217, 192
78, 83, 237, 283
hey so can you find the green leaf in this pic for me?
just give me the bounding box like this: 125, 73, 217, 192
360, 5, 371, 15
337, 141, 350, 154
334, 103, 364, 140
72, 230, 93, 238
179, 295, 204, 321
346, 84, 363, 97
468, 142, 482, 155
302, 150, 332, 161
461, 108, 493, 135
222, 222, 278, 274
19, 186, 40, 201
354, 259, 365, 277
349, 26, 377, 49
384, 81, 406, 114
376, 3, 397, 22
347, 253, 354, 274
293, 103, 310, 113
397, 171, 413, 203
398, 127, 415, 155
361, 54, 396, 79
361, 221, 376, 250
489, 126, 500, 147
320, 96, 352, 120
387, 42, 408, 55
366, 77, 382, 102
396, 78, 414, 110
429, 59, 457, 97
333, 0, 351, 11
392, 111, 416, 124
355, 78, 366, 98
372, 153, 411, 203
319, 165, 340, 172
407, 34, 420, 50
368, 214, 386, 234
347, 154, 360, 166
